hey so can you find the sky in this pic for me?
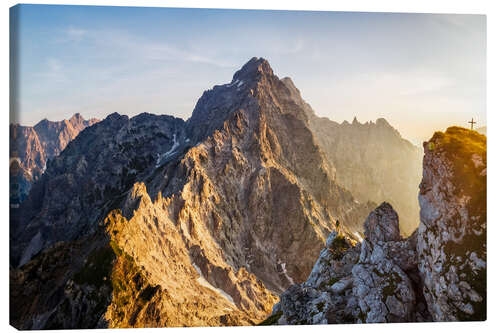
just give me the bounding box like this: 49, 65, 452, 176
10, 4, 486, 144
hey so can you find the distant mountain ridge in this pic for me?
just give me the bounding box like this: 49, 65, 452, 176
9, 113, 99, 205
308, 115, 423, 236
280, 75, 423, 235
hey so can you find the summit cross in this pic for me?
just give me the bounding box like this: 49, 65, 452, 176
468, 118, 476, 130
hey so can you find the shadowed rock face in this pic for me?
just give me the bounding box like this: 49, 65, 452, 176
307, 114, 423, 237
9, 113, 99, 205
279, 74, 423, 236
10, 57, 375, 329
269, 127, 486, 325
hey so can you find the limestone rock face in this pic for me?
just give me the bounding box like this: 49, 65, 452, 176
9, 113, 99, 205
417, 127, 486, 321
363, 202, 402, 243
272, 202, 430, 325
10, 57, 374, 329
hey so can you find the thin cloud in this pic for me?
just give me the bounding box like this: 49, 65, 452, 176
66, 27, 87, 41
34, 58, 67, 83
57, 27, 235, 69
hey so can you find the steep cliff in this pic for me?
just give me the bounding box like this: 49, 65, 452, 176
417, 126, 486, 321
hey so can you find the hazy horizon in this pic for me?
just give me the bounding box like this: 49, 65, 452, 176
11, 5, 486, 143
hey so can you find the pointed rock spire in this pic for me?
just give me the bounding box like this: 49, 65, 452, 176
363, 202, 401, 243
375, 118, 390, 127
69, 113, 84, 126
232, 57, 274, 82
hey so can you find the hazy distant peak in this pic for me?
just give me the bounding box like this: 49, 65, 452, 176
32, 113, 99, 130
280, 76, 301, 96
375, 118, 390, 127
70, 112, 83, 121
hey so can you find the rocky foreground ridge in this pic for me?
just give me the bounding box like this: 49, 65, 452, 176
269, 126, 486, 324
10, 113, 99, 205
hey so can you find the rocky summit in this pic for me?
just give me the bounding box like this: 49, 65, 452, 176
268, 126, 486, 325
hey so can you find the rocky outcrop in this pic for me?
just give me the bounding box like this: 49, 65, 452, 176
9, 113, 99, 206
270, 202, 429, 325
10, 57, 374, 329
268, 126, 486, 325
417, 127, 486, 321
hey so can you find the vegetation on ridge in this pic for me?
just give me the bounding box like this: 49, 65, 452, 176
428, 126, 486, 223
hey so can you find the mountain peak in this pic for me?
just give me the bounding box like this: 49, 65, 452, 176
375, 118, 390, 127
35, 118, 49, 127
69, 113, 84, 126
232, 57, 273, 82
363, 202, 401, 242
70, 113, 83, 121
105, 112, 128, 122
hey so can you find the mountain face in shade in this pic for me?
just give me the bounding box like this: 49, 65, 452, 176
10, 58, 377, 328
278, 78, 423, 236
268, 127, 486, 324
308, 116, 423, 236
9, 113, 99, 205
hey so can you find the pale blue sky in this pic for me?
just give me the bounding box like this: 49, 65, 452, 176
11, 4, 486, 143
